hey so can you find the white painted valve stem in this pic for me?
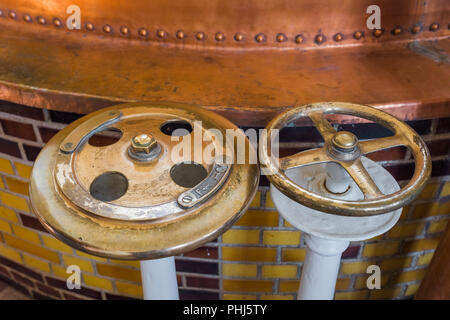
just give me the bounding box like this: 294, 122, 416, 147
298, 234, 349, 300
140, 256, 179, 300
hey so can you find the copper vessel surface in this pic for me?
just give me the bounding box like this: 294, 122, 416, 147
0, 0, 448, 125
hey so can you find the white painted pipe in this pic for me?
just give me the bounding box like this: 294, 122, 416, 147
298, 234, 349, 300
140, 256, 179, 300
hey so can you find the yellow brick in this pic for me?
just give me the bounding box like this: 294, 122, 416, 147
3, 234, 59, 263
52, 264, 69, 279
75, 250, 107, 262
109, 259, 140, 268
0, 158, 14, 175
63, 255, 94, 273
262, 265, 297, 278
263, 230, 300, 245
412, 202, 444, 219
363, 242, 400, 257
392, 269, 427, 284
402, 238, 440, 253
440, 181, 450, 197
405, 284, 420, 296
266, 193, 275, 208
261, 295, 294, 300
437, 201, 450, 215
222, 229, 260, 244
418, 183, 439, 199
0, 192, 29, 212
223, 279, 273, 293
279, 280, 299, 292
235, 210, 278, 227
354, 275, 389, 289
83, 274, 113, 291
0, 243, 22, 262
283, 219, 294, 228
5, 177, 29, 196
42, 235, 73, 253
249, 191, 261, 208
116, 281, 143, 297
0, 178, 4, 189
222, 247, 276, 262
223, 294, 256, 300
281, 248, 306, 262
0, 207, 18, 222
428, 219, 448, 234
335, 291, 367, 300
340, 261, 372, 275
369, 287, 403, 300
0, 219, 11, 233
380, 256, 413, 271
336, 278, 351, 291
417, 252, 434, 266
97, 263, 141, 283
388, 223, 424, 238
399, 206, 410, 220
12, 225, 40, 244
23, 254, 50, 273
223, 264, 257, 277
15, 163, 32, 179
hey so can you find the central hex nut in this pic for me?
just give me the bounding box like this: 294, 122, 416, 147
128, 134, 160, 161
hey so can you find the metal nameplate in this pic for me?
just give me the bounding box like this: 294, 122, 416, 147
177, 161, 231, 208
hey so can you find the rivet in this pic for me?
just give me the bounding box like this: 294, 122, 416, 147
120, 26, 129, 35
85, 23, 94, 31
373, 29, 383, 37
37, 16, 46, 25
176, 30, 185, 39
9, 11, 16, 19
429, 23, 439, 32
276, 33, 287, 42
103, 24, 112, 33
53, 18, 62, 27
295, 34, 304, 44
412, 25, 421, 34
0, 10, 3, 17
255, 33, 266, 43
196, 32, 205, 40
234, 33, 244, 41
353, 31, 363, 39
23, 15, 32, 23
215, 32, 225, 41
392, 26, 403, 35
334, 33, 343, 42
157, 29, 166, 39
138, 28, 148, 37
315, 34, 325, 44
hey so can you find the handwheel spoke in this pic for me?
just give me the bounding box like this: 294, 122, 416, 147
280, 148, 330, 170
359, 135, 405, 154
308, 111, 337, 142
340, 158, 383, 199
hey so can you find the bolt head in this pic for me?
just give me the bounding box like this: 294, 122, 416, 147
131, 134, 157, 154
332, 131, 358, 151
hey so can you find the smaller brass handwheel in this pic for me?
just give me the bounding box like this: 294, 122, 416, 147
259, 102, 431, 216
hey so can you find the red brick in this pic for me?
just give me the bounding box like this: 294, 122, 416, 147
183, 246, 218, 259
0, 119, 36, 141
0, 102, 44, 120
179, 289, 219, 300
366, 146, 406, 162
186, 276, 219, 289
0, 137, 21, 158
38, 127, 59, 143
23, 145, 42, 161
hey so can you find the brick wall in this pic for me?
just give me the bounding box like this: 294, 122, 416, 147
0, 100, 448, 300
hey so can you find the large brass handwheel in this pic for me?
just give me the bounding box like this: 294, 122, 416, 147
259, 102, 431, 216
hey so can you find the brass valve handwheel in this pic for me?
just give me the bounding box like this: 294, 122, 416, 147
30, 102, 259, 259
259, 102, 431, 216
